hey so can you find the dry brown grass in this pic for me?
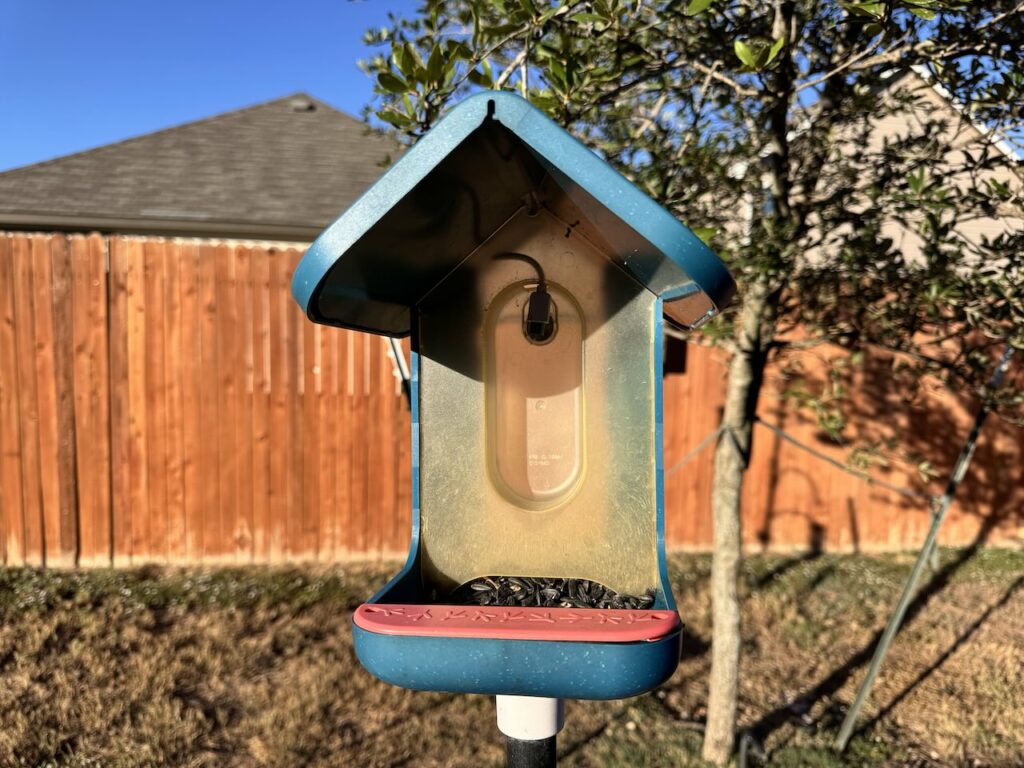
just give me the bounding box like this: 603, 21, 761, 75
0, 550, 1021, 767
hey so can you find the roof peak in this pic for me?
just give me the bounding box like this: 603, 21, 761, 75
0, 91, 348, 175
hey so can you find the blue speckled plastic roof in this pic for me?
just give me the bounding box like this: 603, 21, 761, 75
292, 91, 734, 336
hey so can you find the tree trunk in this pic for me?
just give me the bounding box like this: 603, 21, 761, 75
701, 283, 769, 765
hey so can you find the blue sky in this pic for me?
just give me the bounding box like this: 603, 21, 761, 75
0, 0, 418, 171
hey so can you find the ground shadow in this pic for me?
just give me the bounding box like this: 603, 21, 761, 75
744, 516, 1001, 749
750, 523, 826, 590
860, 573, 1024, 735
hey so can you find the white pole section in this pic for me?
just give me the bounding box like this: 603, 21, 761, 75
496, 696, 565, 741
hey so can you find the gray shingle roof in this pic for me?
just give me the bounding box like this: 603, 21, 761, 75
0, 93, 397, 240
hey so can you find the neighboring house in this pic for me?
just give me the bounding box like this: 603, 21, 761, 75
0, 86, 1019, 568
860, 70, 1019, 264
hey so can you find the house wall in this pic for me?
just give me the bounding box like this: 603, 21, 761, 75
1, 231, 1021, 567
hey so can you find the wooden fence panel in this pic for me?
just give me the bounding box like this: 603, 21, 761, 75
70, 235, 110, 566
10, 236, 45, 564
180, 243, 203, 561
108, 238, 131, 566
0, 235, 23, 565
0, 232, 1020, 566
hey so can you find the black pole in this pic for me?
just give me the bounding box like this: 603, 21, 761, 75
506, 735, 556, 768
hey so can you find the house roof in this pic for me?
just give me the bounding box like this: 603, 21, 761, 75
0, 93, 398, 241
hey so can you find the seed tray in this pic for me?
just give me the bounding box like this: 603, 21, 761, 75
451, 575, 656, 610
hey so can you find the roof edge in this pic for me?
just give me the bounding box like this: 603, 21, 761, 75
292, 91, 735, 331
0, 211, 319, 242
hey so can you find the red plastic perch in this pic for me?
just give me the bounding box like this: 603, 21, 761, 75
354, 604, 681, 643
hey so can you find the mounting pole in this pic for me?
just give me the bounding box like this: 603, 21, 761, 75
834, 346, 1015, 752
497, 695, 563, 768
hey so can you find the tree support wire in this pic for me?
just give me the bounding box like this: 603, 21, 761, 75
834, 345, 1015, 753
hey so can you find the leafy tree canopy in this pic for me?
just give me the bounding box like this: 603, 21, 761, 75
361, 0, 1023, 421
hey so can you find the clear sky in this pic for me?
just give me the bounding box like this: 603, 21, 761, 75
0, 0, 418, 171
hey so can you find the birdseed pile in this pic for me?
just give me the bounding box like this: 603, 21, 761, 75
451, 576, 656, 610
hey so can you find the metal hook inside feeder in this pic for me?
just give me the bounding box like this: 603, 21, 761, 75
494, 252, 556, 343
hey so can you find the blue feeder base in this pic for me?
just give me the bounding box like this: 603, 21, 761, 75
352, 621, 682, 700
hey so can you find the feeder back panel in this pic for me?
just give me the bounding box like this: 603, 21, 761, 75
418, 205, 657, 597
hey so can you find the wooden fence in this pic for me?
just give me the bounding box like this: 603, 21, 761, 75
1, 232, 1021, 567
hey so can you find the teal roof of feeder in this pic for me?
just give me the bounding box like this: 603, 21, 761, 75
292, 91, 735, 336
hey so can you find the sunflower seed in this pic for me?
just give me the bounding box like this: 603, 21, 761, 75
450, 576, 658, 611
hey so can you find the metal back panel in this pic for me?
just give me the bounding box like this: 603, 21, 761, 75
417, 205, 658, 597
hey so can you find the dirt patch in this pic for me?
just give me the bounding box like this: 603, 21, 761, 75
0, 550, 1021, 767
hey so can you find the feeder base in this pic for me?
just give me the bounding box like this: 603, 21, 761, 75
352, 617, 683, 700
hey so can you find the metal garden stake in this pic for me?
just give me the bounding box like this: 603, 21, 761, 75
835, 345, 1015, 752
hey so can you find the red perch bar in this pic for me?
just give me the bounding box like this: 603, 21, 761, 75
354, 604, 681, 643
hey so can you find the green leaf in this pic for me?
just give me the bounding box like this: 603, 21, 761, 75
376, 71, 409, 93
733, 40, 757, 68
909, 5, 936, 19
570, 12, 608, 24
467, 68, 493, 88
403, 43, 426, 78
446, 40, 472, 61
908, 167, 925, 194
548, 58, 568, 89
488, 23, 523, 35
377, 108, 413, 128
426, 44, 445, 82
766, 36, 785, 65
685, 0, 715, 15
844, 2, 883, 17
394, 46, 415, 78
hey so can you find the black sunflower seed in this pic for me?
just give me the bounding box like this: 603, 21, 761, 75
450, 576, 658, 611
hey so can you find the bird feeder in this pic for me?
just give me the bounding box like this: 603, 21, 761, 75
292, 93, 733, 705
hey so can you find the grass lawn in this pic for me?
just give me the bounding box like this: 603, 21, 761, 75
0, 549, 1021, 767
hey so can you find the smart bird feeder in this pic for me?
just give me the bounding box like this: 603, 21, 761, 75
292, 91, 733, 727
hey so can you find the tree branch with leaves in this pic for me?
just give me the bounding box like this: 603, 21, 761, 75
359, 0, 1024, 762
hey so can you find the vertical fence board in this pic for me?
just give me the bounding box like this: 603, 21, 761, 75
178, 244, 203, 561
267, 249, 291, 563
143, 241, 169, 561
125, 239, 150, 560
336, 330, 355, 557
349, 332, 369, 555
317, 324, 336, 561
235, 247, 255, 562
28, 236, 67, 565
11, 236, 44, 564
0, 236, 24, 564
163, 242, 186, 562
251, 249, 271, 563
46, 237, 79, 565
197, 244, 222, 561
71, 235, 111, 566
286, 250, 305, 559
301, 315, 320, 559
213, 245, 239, 563
108, 239, 131, 565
